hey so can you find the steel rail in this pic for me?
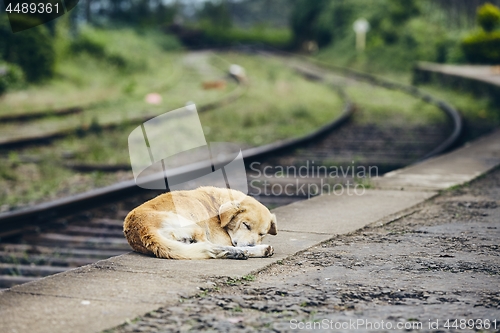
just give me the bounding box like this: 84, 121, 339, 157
0, 51, 465, 237
0, 54, 245, 150
255, 47, 462, 161
0, 85, 353, 237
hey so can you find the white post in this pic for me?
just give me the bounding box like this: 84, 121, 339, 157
353, 18, 370, 52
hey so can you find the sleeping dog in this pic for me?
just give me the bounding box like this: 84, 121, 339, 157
123, 186, 277, 259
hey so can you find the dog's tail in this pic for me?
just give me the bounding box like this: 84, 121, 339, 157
124, 222, 216, 260
147, 231, 217, 260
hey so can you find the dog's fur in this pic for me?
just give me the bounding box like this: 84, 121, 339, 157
123, 186, 277, 260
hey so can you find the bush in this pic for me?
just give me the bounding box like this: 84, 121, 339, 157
0, 16, 55, 82
203, 26, 291, 48
385, 0, 420, 25
69, 28, 181, 71
170, 24, 291, 49
462, 31, 500, 64
70, 30, 129, 69
290, 0, 352, 48
477, 3, 500, 32
70, 33, 107, 58
198, 1, 232, 29
0, 62, 25, 95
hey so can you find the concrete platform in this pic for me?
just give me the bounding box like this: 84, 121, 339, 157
1, 128, 500, 333
416, 62, 500, 87
374, 129, 500, 191
414, 62, 500, 105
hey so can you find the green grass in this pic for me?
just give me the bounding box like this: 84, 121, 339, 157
0, 28, 183, 116
0, 52, 345, 209
307, 52, 499, 128
4, 52, 345, 163
344, 79, 447, 125
203, 53, 346, 146
418, 83, 500, 124
0, 51, 237, 143
310, 0, 473, 76
3, 41, 488, 210
0, 150, 130, 208
198, 25, 292, 48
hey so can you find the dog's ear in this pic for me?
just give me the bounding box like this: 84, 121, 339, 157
219, 201, 242, 228
268, 213, 277, 235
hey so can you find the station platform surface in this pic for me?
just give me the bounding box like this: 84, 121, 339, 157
416, 62, 500, 88
1, 128, 499, 333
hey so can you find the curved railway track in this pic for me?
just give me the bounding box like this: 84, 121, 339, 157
0, 52, 244, 150
0, 53, 462, 289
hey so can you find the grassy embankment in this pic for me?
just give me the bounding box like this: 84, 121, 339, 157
0, 45, 347, 209
3, 16, 497, 210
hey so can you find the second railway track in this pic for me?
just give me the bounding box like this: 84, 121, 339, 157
0, 53, 462, 289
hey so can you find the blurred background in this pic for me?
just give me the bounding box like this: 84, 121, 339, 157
1, 0, 500, 211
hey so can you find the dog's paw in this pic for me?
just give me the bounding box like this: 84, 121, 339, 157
214, 250, 228, 258
264, 245, 274, 257
226, 249, 249, 260
212, 246, 248, 260
179, 237, 195, 244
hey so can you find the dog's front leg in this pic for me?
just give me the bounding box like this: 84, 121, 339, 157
212, 246, 249, 260
237, 245, 274, 258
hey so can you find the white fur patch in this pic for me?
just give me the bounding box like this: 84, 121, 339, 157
159, 212, 197, 241
162, 212, 196, 227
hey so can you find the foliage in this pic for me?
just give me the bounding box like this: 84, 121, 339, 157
477, 3, 500, 32
69, 28, 181, 72
461, 3, 500, 64
290, 0, 420, 49
70, 29, 130, 70
93, 0, 178, 28
201, 25, 291, 48
198, 0, 232, 29
0, 62, 25, 95
369, 0, 420, 44
171, 0, 291, 49
310, 0, 477, 73
171, 24, 291, 49
0, 52, 346, 207
462, 31, 500, 64
0, 16, 55, 82
290, 0, 352, 48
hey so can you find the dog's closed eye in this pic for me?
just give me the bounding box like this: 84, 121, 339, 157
243, 222, 251, 230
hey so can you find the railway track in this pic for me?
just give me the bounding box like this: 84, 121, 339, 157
0, 52, 244, 150
0, 54, 462, 289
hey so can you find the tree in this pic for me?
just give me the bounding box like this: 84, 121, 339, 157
198, 0, 232, 29
477, 2, 500, 32
290, 0, 351, 49
0, 16, 55, 82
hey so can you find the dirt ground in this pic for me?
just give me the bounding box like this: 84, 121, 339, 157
109, 167, 500, 333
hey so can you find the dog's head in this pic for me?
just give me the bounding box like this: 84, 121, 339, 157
219, 197, 277, 247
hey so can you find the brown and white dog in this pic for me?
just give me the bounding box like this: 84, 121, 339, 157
123, 186, 277, 259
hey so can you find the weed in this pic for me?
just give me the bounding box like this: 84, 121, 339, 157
225, 274, 256, 286
197, 289, 210, 298
354, 177, 373, 189
242, 274, 255, 282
